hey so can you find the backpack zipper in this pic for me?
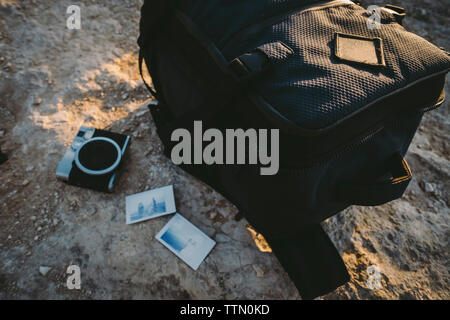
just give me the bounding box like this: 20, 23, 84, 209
277, 96, 443, 174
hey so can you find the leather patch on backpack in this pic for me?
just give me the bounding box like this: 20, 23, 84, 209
334, 33, 385, 67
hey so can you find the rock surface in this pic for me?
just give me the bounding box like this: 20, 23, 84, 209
39, 266, 51, 277
0, 0, 448, 299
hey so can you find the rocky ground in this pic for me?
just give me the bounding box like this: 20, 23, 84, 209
0, 0, 448, 299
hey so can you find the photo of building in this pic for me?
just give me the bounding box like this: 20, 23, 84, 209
130, 198, 167, 222
126, 185, 176, 224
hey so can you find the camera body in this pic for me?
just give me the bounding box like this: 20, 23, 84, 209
56, 126, 130, 192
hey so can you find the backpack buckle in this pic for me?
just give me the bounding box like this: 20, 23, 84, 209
228, 41, 293, 83
383, 5, 406, 25
229, 51, 270, 82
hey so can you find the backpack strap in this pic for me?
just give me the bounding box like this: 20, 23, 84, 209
382, 4, 406, 25
265, 223, 350, 299
137, 0, 178, 49
139, 8, 279, 129
336, 153, 412, 206
138, 49, 157, 98
138, 0, 180, 100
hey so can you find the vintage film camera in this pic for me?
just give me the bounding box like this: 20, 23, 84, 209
56, 126, 130, 192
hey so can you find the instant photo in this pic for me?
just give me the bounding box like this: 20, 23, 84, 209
156, 214, 216, 270
126, 185, 176, 224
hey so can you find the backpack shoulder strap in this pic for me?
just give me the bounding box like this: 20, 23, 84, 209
138, 49, 157, 98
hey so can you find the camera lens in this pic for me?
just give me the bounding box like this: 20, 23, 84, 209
75, 137, 122, 175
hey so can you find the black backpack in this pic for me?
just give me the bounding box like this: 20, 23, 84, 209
138, 0, 450, 299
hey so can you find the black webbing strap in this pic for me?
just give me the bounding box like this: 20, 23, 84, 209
138, 0, 179, 100
139, 49, 157, 99
229, 51, 271, 83
138, 7, 283, 146
337, 153, 412, 206
382, 4, 406, 25
265, 223, 350, 299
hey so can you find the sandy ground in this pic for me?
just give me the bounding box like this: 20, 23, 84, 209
0, 0, 448, 299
